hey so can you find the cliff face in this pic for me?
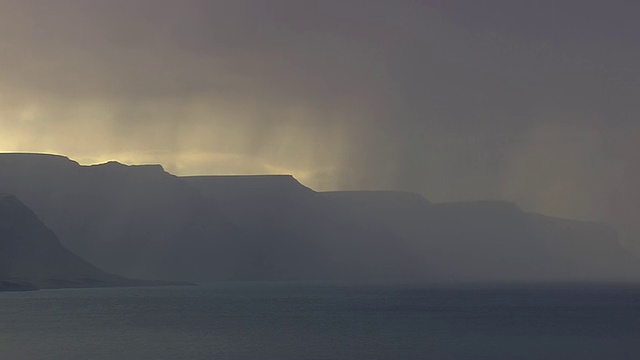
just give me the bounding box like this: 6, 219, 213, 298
0, 194, 134, 289
1, 153, 639, 283
187, 178, 640, 283
0, 154, 234, 280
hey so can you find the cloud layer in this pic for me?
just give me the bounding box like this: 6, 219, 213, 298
1, 0, 639, 242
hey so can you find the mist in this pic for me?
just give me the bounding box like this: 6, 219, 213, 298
1, 0, 639, 243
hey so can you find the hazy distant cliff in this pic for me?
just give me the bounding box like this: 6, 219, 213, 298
0, 153, 235, 280
1, 153, 638, 283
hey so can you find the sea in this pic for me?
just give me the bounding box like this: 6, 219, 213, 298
1, 282, 639, 360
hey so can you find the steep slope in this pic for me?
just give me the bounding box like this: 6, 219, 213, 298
0, 194, 151, 289
423, 201, 639, 281
187, 178, 640, 282
183, 175, 333, 280
1, 153, 638, 283
0, 153, 237, 280
184, 176, 427, 281
321, 194, 640, 282
183, 175, 316, 225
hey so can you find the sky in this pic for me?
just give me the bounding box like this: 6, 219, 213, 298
0, 0, 639, 240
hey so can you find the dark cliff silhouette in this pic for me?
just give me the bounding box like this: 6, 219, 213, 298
1, 153, 638, 283
0, 192, 176, 290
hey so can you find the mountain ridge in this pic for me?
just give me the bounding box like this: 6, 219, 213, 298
0, 194, 186, 290
0, 152, 638, 283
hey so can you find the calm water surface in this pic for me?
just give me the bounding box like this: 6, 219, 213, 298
1, 283, 640, 359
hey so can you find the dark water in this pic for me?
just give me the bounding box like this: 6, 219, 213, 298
1, 283, 640, 360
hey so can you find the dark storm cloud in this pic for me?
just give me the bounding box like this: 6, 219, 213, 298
0, 0, 639, 242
